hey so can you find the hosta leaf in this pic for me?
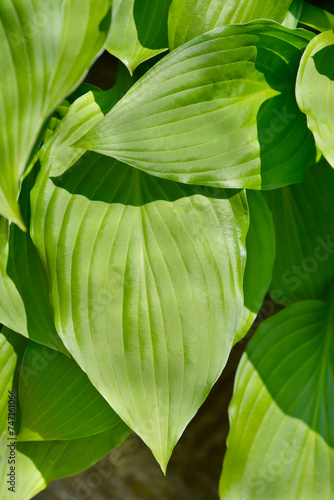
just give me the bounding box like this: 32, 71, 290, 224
281, 0, 304, 29
168, 0, 294, 50
106, 0, 169, 75
0, 328, 130, 500
0, 217, 9, 259
18, 342, 123, 441
78, 22, 316, 191
0, 166, 67, 354
264, 160, 334, 305
297, 30, 334, 169
220, 297, 334, 499
0, 0, 112, 228
299, 3, 334, 33
233, 191, 275, 345
31, 96, 248, 471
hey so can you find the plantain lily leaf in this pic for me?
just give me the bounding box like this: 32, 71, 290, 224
0, 327, 131, 500
168, 0, 294, 50
77, 22, 316, 191
281, 0, 304, 29
0, 164, 67, 354
299, 3, 334, 33
0, 0, 112, 229
296, 30, 334, 169
18, 342, 125, 441
31, 93, 249, 472
106, 0, 169, 75
264, 160, 334, 306
0, 217, 9, 259
220, 296, 334, 499
233, 191, 275, 345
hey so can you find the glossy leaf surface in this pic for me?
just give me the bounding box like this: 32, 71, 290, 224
220, 298, 334, 499
0, 0, 112, 228
79, 22, 315, 191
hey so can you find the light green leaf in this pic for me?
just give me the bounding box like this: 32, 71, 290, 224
0, 0, 112, 228
264, 160, 334, 306
0, 328, 130, 500
106, 0, 169, 75
296, 29, 334, 169
18, 342, 124, 441
31, 94, 249, 471
220, 297, 334, 499
168, 0, 294, 50
281, 0, 304, 29
0, 217, 9, 259
233, 191, 275, 345
78, 22, 316, 191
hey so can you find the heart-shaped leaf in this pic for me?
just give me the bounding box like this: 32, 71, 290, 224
18, 342, 124, 441
31, 94, 249, 471
78, 22, 316, 191
296, 29, 334, 169
264, 159, 334, 305
0, 0, 112, 228
168, 0, 294, 49
233, 191, 275, 345
220, 296, 334, 499
106, 0, 170, 75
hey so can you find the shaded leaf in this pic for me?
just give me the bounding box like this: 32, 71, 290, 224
297, 29, 334, 169
31, 94, 249, 471
233, 191, 275, 345
78, 22, 316, 191
18, 342, 124, 441
0, 165, 67, 354
220, 297, 334, 499
0, 0, 112, 228
299, 3, 334, 32
0, 328, 130, 500
168, 0, 294, 49
264, 160, 334, 305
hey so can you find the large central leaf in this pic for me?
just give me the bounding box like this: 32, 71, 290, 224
78, 22, 316, 191
0, 0, 112, 228
31, 93, 248, 471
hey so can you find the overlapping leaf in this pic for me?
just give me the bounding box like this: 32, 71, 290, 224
18, 342, 124, 441
264, 160, 334, 305
220, 297, 334, 499
106, 0, 170, 75
233, 191, 275, 345
31, 92, 249, 471
78, 22, 316, 191
297, 30, 334, 169
0, 0, 112, 228
168, 0, 294, 49
0, 166, 66, 353
0, 327, 130, 500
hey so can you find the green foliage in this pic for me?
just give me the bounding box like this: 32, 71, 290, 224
0, 0, 334, 498
78, 22, 316, 190
220, 296, 334, 499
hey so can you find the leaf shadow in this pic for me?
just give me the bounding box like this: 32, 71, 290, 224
312, 43, 334, 80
